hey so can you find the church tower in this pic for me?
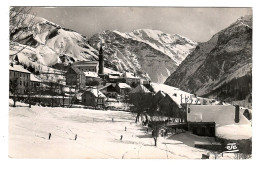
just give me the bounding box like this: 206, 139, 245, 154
98, 44, 104, 75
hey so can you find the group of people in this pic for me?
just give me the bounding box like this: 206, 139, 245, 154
48, 133, 77, 141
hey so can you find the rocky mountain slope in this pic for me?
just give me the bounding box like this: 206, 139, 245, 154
10, 12, 197, 83
164, 15, 252, 101
10, 13, 98, 66
88, 29, 197, 83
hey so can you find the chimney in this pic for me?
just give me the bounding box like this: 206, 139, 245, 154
98, 44, 104, 75
235, 105, 240, 123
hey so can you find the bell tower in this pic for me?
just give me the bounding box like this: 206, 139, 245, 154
98, 44, 104, 75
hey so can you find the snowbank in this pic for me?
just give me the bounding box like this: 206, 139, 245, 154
188, 105, 252, 140
216, 124, 252, 140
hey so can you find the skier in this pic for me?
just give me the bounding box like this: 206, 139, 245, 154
75, 134, 77, 141
125, 126, 127, 131
120, 135, 123, 140
48, 133, 51, 140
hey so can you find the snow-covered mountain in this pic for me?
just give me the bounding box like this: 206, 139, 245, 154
10, 14, 98, 67
10, 12, 197, 83
88, 29, 197, 83
165, 15, 252, 101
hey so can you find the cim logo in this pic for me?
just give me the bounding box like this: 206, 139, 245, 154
224, 143, 239, 153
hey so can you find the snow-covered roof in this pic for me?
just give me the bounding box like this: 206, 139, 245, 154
70, 66, 85, 75
156, 90, 166, 97
165, 94, 182, 108
117, 83, 131, 89
129, 84, 151, 94
104, 67, 122, 75
108, 75, 121, 79
63, 87, 76, 93
84, 71, 99, 78
9, 65, 31, 74
151, 83, 195, 105
30, 75, 41, 82
125, 72, 139, 79
187, 105, 252, 140
85, 88, 106, 98
98, 83, 113, 91
73, 61, 98, 66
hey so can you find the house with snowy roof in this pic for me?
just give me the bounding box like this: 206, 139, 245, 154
149, 83, 202, 106
9, 64, 31, 95
65, 65, 86, 90
158, 93, 183, 118
115, 83, 132, 95
108, 74, 125, 83
98, 83, 118, 99
84, 71, 102, 85
124, 72, 140, 86
72, 61, 99, 73
187, 105, 252, 139
129, 84, 151, 94
154, 90, 166, 103
82, 88, 107, 108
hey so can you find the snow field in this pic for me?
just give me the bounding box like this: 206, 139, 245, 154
9, 101, 238, 159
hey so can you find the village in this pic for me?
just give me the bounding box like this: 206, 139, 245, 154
9, 44, 252, 159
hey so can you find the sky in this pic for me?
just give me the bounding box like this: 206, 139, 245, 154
27, 7, 252, 42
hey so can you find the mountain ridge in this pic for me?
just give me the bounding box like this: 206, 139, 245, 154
164, 15, 252, 101
10, 12, 197, 83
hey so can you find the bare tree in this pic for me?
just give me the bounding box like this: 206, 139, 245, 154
128, 93, 154, 123
9, 78, 19, 107
25, 82, 32, 108
9, 7, 41, 56
152, 126, 160, 146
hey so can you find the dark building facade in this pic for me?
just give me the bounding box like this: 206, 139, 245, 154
65, 66, 86, 90
9, 65, 31, 95
99, 84, 118, 98
158, 94, 182, 118
82, 88, 106, 108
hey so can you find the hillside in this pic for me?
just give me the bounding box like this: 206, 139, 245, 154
89, 29, 197, 83
10, 11, 197, 83
10, 13, 98, 66
164, 15, 252, 101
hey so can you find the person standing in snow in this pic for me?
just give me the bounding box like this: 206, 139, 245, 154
48, 133, 51, 140
125, 126, 127, 131
75, 134, 77, 141
120, 135, 123, 140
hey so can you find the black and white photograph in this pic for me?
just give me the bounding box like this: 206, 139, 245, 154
7, 5, 253, 160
